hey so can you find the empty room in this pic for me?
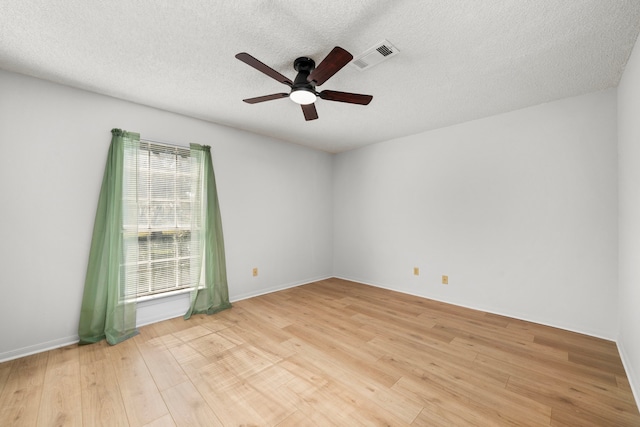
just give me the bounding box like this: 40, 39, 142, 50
2, 1, 640, 426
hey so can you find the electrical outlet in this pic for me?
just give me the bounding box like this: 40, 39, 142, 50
252, 267, 258, 277
442, 275, 448, 285
413, 267, 420, 276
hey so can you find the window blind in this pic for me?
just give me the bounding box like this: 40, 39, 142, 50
121, 141, 202, 299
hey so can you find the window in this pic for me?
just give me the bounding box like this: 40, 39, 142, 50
79, 129, 230, 345
121, 141, 202, 299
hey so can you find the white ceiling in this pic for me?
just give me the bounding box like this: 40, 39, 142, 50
2, 1, 640, 153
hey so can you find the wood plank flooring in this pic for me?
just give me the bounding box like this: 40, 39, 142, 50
0, 278, 638, 426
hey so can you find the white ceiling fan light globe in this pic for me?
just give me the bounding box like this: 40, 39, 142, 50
290, 88, 317, 105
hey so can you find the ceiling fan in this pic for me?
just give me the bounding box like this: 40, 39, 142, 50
235, 47, 373, 121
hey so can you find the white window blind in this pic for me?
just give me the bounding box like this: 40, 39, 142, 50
121, 141, 202, 299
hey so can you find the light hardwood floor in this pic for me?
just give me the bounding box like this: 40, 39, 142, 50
1, 278, 638, 426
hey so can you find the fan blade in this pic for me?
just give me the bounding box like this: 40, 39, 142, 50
243, 93, 289, 104
235, 53, 293, 86
319, 90, 373, 105
307, 47, 353, 86
301, 103, 318, 121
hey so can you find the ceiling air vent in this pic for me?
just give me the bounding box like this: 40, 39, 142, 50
350, 39, 399, 71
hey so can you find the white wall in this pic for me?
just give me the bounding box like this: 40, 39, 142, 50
0, 70, 333, 360
618, 36, 640, 404
334, 89, 618, 339
0, 66, 628, 373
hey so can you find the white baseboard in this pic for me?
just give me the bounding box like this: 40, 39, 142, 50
135, 275, 334, 328
333, 275, 615, 341
617, 341, 640, 411
0, 335, 79, 363
336, 275, 638, 409
0, 275, 332, 363
230, 275, 333, 302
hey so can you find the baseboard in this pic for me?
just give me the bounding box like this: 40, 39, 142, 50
135, 276, 334, 327
617, 340, 640, 410
9, 274, 611, 366
0, 335, 79, 363
230, 275, 333, 302
0, 275, 332, 363
333, 275, 615, 341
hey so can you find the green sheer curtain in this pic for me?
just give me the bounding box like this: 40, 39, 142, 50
79, 133, 230, 344
78, 129, 139, 345
184, 144, 231, 319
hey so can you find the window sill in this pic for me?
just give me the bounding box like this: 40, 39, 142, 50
137, 287, 194, 303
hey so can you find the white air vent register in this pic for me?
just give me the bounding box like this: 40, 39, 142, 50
350, 40, 399, 71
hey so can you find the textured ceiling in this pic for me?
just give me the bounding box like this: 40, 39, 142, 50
2, 1, 640, 153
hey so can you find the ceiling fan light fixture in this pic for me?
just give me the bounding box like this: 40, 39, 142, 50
236, 48, 372, 121
289, 88, 317, 105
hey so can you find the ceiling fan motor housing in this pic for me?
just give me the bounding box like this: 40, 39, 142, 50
292, 57, 316, 92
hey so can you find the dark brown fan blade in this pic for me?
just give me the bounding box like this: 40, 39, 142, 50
235, 53, 293, 86
307, 47, 353, 86
301, 103, 318, 121
319, 90, 372, 105
243, 93, 289, 104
